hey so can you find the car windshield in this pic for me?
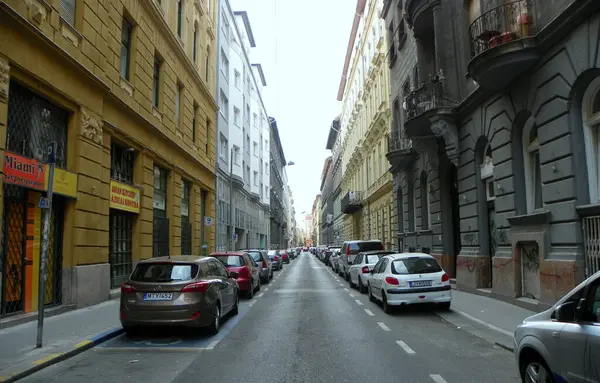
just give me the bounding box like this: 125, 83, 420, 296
365, 254, 383, 264
213, 255, 244, 267
391, 257, 442, 275
248, 252, 262, 263
130, 263, 198, 282
349, 241, 384, 253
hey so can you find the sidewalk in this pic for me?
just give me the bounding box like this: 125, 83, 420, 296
0, 299, 123, 383
436, 290, 537, 352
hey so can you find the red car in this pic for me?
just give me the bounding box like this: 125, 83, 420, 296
211, 252, 260, 298
279, 251, 290, 264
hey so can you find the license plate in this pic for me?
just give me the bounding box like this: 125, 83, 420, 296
143, 293, 173, 301
409, 280, 432, 288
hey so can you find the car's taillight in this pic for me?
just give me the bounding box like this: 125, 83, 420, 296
240, 267, 251, 278
346, 247, 351, 255
121, 283, 136, 293
441, 273, 449, 282
274, 256, 280, 261
263, 260, 268, 268
361, 266, 369, 273
182, 281, 210, 293
385, 277, 399, 285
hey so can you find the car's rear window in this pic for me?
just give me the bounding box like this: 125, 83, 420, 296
130, 263, 198, 282
391, 257, 442, 275
348, 241, 384, 253
365, 254, 383, 264
268, 250, 277, 256
214, 255, 244, 267
248, 252, 262, 263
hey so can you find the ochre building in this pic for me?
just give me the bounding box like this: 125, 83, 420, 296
0, 0, 218, 318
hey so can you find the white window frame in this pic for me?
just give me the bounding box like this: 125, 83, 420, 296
220, 49, 229, 81
522, 117, 542, 213
232, 145, 240, 165
219, 134, 228, 160
219, 90, 228, 120
234, 70, 241, 89
583, 76, 600, 204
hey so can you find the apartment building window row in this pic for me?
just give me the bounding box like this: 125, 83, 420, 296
219, 91, 229, 120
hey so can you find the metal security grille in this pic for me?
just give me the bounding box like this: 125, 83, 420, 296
583, 215, 600, 278
111, 143, 134, 183
1, 185, 26, 317
7, 81, 68, 167
45, 198, 64, 307
109, 211, 133, 288
181, 181, 191, 255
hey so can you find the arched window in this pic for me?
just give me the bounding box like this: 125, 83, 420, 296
523, 118, 542, 212
420, 171, 429, 230
583, 77, 600, 203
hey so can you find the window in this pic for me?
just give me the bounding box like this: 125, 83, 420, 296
219, 90, 228, 120
523, 119, 542, 212
246, 135, 250, 152
220, 49, 229, 80
253, 113, 258, 126
175, 82, 183, 128
193, 23, 198, 63
120, 18, 133, 80
111, 142, 134, 183
219, 134, 228, 160
153, 165, 169, 257
420, 172, 429, 230
60, 0, 76, 26
246, 165, 251, 182
192, 104, 198, 143
233, 145, 240, 165
253, 171, 258, 186
234, 70, 241, 88
176, 0, 183, 38
205, 46, 210, 82
233, 107, 240, 126
253, 141, 258, 156
221, 14, 229, 40
583, 78, 600, 203
152, 56, 161, 107
205, 118, 210, 153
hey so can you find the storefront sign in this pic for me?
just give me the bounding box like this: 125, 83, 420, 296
45, 167, 78, 198
110, 180, 140, 213
3, 152, 46, 191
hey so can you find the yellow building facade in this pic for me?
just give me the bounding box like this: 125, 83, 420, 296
338, 0, 394, 249
0, 0, 217, 317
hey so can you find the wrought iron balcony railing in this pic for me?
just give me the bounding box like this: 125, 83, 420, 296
387, 131, 412, 152
469, 0, 536, 57
404, 77, 454, 120
341, 191, 363, 214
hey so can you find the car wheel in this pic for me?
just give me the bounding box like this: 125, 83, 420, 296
439, 302, 451, 311
345, 272, 350, 282
368, 284, 376, 302
382, 292, 393, 314
520, 354, 554, 383
358, 277, 367, 294
231, 291, 239, 316
207, 303, 221, 335
348, 276, 355, 288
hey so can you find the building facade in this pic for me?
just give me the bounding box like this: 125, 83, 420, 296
311, 193, 321, 245
336, 0, 395, 249
269, 117, 287, 249
384, 0, 600, 308
319, 156, 334, 245
215, 2, 270, 251
0, 0, 218, 315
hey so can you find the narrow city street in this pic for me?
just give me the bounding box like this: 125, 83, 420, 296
19, 252, 519, 383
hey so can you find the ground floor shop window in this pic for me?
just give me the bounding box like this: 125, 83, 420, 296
109, 210, 133, 288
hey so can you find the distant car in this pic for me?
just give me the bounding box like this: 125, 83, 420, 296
339, 240, 385, 281
119, 256, 239, 335
246, 249, 273, 283
348, 250, 395, 293
279, 250, 290, 264
212, 252, 261, 298
267, 250, 283, 270
367, 253, 451, 313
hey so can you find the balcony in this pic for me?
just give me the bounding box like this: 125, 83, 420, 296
341, 191, 363, 215
467, 0, 540, 91
386, 131, 417, 171
403, 77, 456, 138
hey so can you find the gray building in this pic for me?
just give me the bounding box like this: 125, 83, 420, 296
384, 0, 600, 309
328, 117, 345, 246
215, 2, 271, 251
269, 118, 287, 249
319, 156, 333, 246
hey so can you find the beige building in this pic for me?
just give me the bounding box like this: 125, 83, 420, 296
337, 0, 394, 248
0, 0, 217, 318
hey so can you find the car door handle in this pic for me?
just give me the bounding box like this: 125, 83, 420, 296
552, 331, 559, 338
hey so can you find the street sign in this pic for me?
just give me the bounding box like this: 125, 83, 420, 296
204, 216, 213, 226
39, 197, 49, 209
232, 233, 238, 241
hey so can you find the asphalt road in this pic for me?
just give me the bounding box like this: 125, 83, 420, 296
20, 252, 520, 383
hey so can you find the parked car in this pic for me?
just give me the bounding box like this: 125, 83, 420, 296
330, 249, 341, 272
119, 256, 239, 335
288, 248, 297, 259
348, 250, 395, 293
339, 240, 385, 281
513, 270, 600, 383
267, 250, 283, 270
323, 246, 341, 266
367, 253, 451, 313
212, 252, 260, 298
280, 250, 290, 264
246, 249, 273, 283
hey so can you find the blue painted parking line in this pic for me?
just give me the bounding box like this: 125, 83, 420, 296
97, 300, 254, 352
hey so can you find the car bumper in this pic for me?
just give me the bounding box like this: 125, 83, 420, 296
385, 285, 452, 306
260, 269, 270, 279
120, 302, 213, 328
236, 278, 252, 291
282, 259, 290, 263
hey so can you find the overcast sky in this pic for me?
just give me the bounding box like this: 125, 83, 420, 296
232, 0, 357, 226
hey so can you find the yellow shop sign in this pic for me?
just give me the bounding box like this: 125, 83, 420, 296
44, 166, 78, 198
110, 180, 141, 213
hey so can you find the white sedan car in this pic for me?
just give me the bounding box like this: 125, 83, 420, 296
367, 253, 451, 313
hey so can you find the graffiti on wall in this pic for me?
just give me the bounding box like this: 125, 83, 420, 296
521, 242, 541, 300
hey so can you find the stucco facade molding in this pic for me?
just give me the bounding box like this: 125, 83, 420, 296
80, 107, 103, 145
0, 56, 8, 103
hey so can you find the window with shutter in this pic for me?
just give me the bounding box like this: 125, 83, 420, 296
60, 0, 76, 26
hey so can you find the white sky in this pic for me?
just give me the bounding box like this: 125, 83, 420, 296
233, 0, 357, 224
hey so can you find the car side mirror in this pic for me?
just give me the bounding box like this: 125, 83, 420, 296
229, 271, 239, 279
553, 300, 577, 322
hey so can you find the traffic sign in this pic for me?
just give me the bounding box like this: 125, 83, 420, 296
232, 233, 238, 241
204, 216, 213, 226
39, 197, 50, 209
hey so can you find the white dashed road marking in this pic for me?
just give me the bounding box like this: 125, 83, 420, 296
206, 340, 219, 349
349, 293, 355, 298
430, 374, 448, 383
339, 284, 344, 287
264, 288, 269, 291
364, 309, 375, 316
396, 340, 416, 354
257, 293, 264, 298
343, 288, 349, 292
248, 301, 256, 307
377, 322, 391, 331
355, 299, 363, 306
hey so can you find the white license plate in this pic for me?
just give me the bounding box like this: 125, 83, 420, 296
143, 293, 173, 301
409, 280, 432, 288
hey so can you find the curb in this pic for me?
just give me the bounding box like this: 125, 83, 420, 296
0, 327, 124, 383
